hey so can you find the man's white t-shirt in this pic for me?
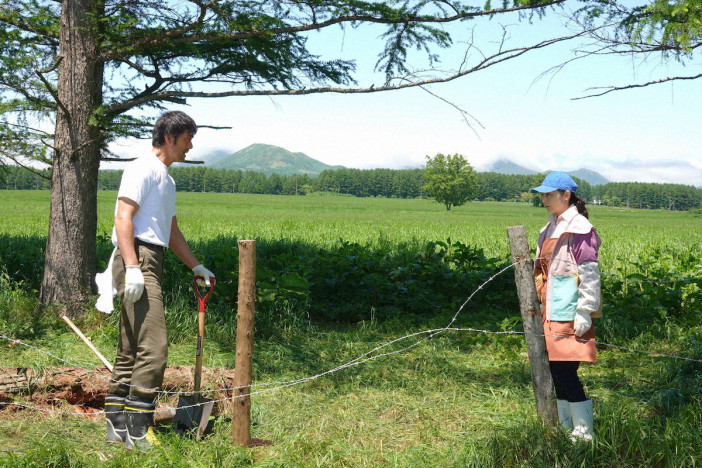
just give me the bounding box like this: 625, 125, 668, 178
111, 154, 176, 248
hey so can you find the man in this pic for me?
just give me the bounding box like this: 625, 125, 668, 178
104, 111, 214, 451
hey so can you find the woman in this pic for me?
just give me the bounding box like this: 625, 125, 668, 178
531, 172, 601, 442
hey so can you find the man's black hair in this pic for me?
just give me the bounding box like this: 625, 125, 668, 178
152, 111, 197, 147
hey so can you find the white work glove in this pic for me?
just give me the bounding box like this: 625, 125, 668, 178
123, 265, 144, 303
573, 310, 592, 337
192, 264, 215, 287
95, 248, 117, 313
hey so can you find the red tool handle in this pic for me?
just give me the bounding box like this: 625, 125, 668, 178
193, 277, 214, 393
193, 277, 215, 313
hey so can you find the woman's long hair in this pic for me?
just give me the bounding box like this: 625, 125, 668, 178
568, 192, 589, 219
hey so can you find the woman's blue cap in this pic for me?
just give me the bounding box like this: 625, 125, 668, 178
530, 171, 577, 194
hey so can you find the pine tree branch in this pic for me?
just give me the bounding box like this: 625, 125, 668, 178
104, 29, 584, 115
574, 73, 702, 99
0, 8, 59, 38
101, 0, 566, 60
99, 156, 204, 164
0, 150, 51, 180
35, 57, 70, 119
544, 7, 702, 99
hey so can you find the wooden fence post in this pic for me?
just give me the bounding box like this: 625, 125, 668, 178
506, 225, 558, 426
233, 240, 255, 446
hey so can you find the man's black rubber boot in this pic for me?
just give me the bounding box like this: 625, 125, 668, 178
124, 396, 159, 451
105, 394, 127, 443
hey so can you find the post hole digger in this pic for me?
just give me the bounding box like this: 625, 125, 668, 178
174, 276, 216, 439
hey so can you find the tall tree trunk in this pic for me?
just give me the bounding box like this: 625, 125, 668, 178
40, 0, 104, 310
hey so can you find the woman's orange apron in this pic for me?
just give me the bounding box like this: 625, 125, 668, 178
538, 238, 596, 362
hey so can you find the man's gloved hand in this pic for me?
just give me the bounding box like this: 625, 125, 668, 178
192, 264, 215, 287
573, 310, 592, 337
124, 265, 145, 303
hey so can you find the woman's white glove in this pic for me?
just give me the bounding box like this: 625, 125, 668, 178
124, 265, 144, 302
192, 264, 215, 287
573, 310, 592, 337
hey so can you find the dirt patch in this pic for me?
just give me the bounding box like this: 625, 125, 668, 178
0, 366, 237, 421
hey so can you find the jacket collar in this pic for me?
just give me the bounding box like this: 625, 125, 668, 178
541, 205, 594, 236
549, 205, 579, 226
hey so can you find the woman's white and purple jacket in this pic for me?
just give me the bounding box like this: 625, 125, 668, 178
535, 205, 602, 321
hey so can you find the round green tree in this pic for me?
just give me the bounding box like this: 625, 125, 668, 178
423, 153, 477, 211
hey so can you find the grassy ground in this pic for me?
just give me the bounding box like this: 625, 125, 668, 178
1, 191, 701, 466
2, 320, 700, 467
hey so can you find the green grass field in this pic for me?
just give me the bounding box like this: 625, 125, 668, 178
1, 191, 701, 467
6, 190, 702, 265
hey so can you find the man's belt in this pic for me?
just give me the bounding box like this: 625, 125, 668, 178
134, 238, 167, 252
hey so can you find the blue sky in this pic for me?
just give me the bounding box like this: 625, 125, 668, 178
109, 6, 702, 186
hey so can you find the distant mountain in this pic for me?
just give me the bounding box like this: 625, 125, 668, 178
568, 168, 609, 186
170, 149, 231, 168
485, 159, 537, 175
198, 149, 231, 166
483, 158, 609, 186
209, 143, 344, 176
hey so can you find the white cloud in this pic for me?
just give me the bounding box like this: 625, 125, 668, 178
596, 158, 702, 186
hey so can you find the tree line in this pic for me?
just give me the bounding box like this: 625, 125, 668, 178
591, 182, 702, 211
2, 165, 700, 211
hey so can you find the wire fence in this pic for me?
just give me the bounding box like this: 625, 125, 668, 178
1, 258, 700, 417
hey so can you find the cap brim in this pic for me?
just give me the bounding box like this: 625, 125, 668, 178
530, 185, 557, 193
